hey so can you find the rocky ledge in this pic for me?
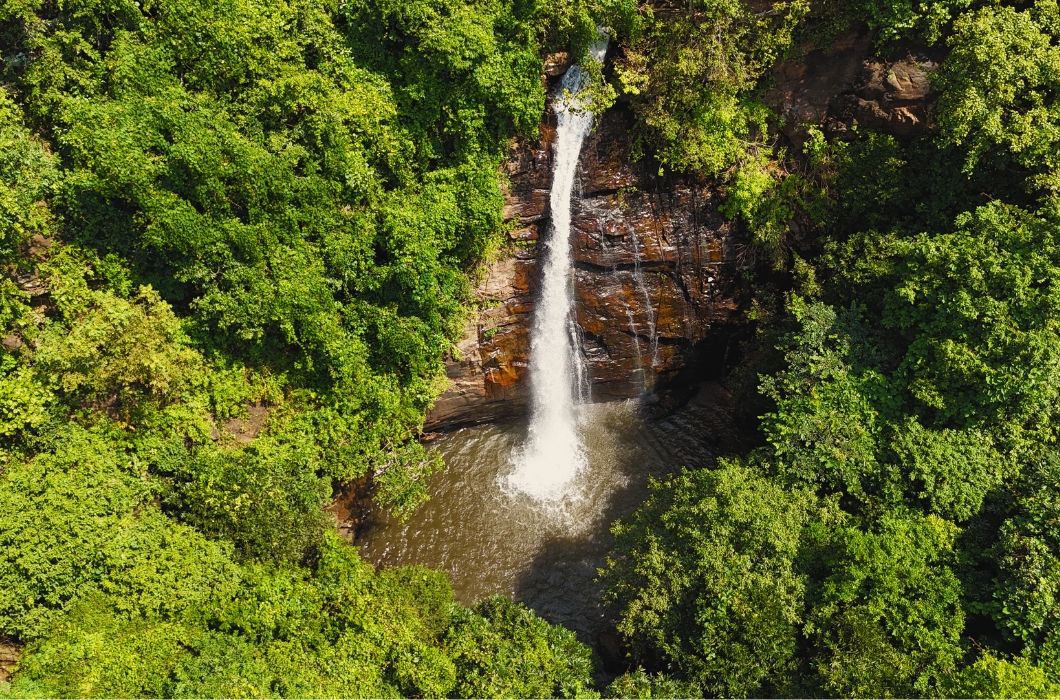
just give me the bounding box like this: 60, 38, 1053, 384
764, 26, 944, 145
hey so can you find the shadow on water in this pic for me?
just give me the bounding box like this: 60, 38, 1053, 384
355, 383, 742, 655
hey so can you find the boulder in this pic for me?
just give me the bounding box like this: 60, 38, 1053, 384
543, 52, 573, 77
764, 27, 944, 145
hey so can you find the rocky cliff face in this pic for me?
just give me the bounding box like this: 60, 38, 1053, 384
425, 31, 942, 429
425, 107, 746, 429
571, 110, 745, 400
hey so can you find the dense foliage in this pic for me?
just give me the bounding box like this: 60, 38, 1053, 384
611, 0, 805, 176
4, 0, 1060, 696
600, 0, 1060, 696
0, 0, 602, 696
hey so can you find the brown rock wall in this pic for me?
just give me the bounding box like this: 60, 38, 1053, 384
425, 106, 747, 429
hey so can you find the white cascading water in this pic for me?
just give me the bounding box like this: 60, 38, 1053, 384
508, 35, 609, 501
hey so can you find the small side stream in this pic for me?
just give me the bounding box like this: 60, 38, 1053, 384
356, 387, 735, 643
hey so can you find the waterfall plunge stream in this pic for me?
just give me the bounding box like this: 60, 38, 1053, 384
507, 37, 609, 501
357, 37, 725, 645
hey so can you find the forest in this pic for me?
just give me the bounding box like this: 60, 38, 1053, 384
0, 0, 1058, 696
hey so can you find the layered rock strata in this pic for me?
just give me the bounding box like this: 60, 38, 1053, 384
425, 108, 746, 428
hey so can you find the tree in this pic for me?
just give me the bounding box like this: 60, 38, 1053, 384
444, 596, 597, 699
935, 0, 1060, 194
805, 511, 965, 697
991, 454, 1060, 673
611, 0, 806, 176
884, 203, 1060, 450
601, 461, 826, 697
941, 652, 1059, 699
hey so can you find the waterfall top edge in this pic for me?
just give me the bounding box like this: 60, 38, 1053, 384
553, 32, 609, 115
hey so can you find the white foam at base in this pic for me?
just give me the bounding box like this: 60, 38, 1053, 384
507, 34, 609, 501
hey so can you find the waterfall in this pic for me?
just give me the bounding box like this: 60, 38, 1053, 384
630, 233, 660, 370
508, 35, 608, 500
625, 303, 645, 388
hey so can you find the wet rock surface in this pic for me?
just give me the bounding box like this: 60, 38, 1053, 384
426, 106, 747, 429
326, 477, 372, 541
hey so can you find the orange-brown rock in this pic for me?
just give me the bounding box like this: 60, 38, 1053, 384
425, 105, 747, 429
424, 253, 537, 427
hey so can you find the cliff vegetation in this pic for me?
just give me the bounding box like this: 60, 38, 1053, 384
1, 0, 1059, 696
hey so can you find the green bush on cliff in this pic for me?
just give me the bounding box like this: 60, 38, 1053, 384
0, 0, 604, 695
602, 0, 1060, 694
611, 0, 805, 177
935, 0, 1060, 194
855, 0, 973, 44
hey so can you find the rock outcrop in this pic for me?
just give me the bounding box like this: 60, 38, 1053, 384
425, 107, 746, 428
426, 31, 946, 429
0, 641, 18, 685
765, 27, 943, 145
